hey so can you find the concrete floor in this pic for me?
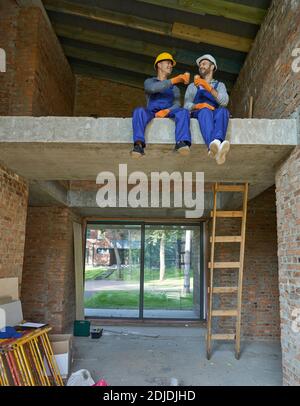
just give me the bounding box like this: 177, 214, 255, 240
71, 326, 282, 386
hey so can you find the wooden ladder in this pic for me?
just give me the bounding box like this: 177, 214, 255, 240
206, 182, 249, 360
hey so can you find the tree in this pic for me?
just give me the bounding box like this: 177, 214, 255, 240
159, 232, 166, 281
146, 228, 183, 281
183, 230, 191, 295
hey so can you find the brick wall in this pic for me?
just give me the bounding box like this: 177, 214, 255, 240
74, 75, 145, 117
275, 146, 300, 386
211, 187, 280, 339
229, 0, 300, 118
1, 1, 75, 116
0, 2, 19, 115
0, 164, 28, 292
21, 207, 81, 333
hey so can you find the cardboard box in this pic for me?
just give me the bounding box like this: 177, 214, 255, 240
0, 300, 23, 326
45, 334, 73, 379
0, 277, 19, 300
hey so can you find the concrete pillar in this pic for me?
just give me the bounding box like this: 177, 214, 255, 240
275, 146, 300, 385
21, 207, 81, 333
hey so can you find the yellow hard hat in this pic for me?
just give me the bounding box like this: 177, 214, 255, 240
154, 52, 176, 69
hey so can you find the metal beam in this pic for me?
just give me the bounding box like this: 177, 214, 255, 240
136, 0, 267, 25
53, 22, 242, 74
43, 0, 252, 52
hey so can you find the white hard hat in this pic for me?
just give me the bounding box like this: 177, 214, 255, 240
196, 54, 217, 71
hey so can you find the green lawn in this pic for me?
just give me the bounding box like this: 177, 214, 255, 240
84, 290, 193, 310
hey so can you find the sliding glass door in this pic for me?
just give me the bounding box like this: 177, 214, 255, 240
84, 224, 142, 318
84, 222, 204, 320
143, 224, 202, 319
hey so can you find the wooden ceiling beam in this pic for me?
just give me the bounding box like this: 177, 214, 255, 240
43, 0, 252, 52
53, 22, 242, 74
136, 0, 267, 25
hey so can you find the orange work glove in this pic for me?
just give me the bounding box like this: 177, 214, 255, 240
194, 103, 215, 111
194, 75, 213, 92
155, 109, 170, 118
171, 72, 190, 85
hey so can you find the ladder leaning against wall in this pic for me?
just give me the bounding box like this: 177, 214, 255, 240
206, 182, 249, 360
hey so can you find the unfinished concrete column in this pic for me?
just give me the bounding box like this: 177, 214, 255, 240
21, 207, 81, 333
0, 164, 28, 292
275, 146, 300, 386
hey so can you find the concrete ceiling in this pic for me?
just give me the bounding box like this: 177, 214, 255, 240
0, 116, 297, 218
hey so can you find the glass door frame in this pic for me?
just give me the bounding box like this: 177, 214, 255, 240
84, 220, 205, 321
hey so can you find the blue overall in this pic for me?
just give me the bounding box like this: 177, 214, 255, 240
191, 82, 229, 148
133, 85, 191, 147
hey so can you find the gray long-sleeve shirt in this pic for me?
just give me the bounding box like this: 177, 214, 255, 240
184, 79, 229, 111
144, 77, 181, 111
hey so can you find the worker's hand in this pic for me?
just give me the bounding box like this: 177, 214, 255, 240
194, 103, 215, 111
155, 109, 170, 118
194, 75, 213, 92
171, 72, 190, 85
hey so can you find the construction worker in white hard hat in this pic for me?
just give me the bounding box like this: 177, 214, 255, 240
131, 52, 192, 158
184, 54, 230, 165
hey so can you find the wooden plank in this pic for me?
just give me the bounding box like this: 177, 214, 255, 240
210, 236, 242, 243
212, 310, 238, 317
212, 287, 238, 294
53, 22, 242, 75
206, 183, 218, 359
137, 0, 267, 25
211, 334, 235, 340
43, 0, 171, 35
210, 211, 243, 218
63, 45, 155, 76
172, 22, 252, 52
73, 222, 84, 320
215, 185, 246, 192
209, 262, 240, 269
235, 183, 249, 359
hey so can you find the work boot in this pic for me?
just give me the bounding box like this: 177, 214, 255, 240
208, 139, 221, 159
216, 140, 230, 165
175, 141, 190, 156
131, 143, 145, 158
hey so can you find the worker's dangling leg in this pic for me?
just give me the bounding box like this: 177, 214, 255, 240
212, 107, 230, 142
132, 107, 155, 146
168, 108, 192, 156
193, 108, 214, 147
132, 107, 155, 158
212, 107, 230, 165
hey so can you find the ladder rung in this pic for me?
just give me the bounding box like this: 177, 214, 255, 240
210, 236, 242, 243
209, 262, 240, 269
212, 310, 238, 317
215, 185, 246, 192
211, 334, 235, 340
212, 287, 238, 294
210, 211, 243, 218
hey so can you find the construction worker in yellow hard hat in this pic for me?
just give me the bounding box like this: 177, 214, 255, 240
131, 52, 191, 158
184, 54, 230, 165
